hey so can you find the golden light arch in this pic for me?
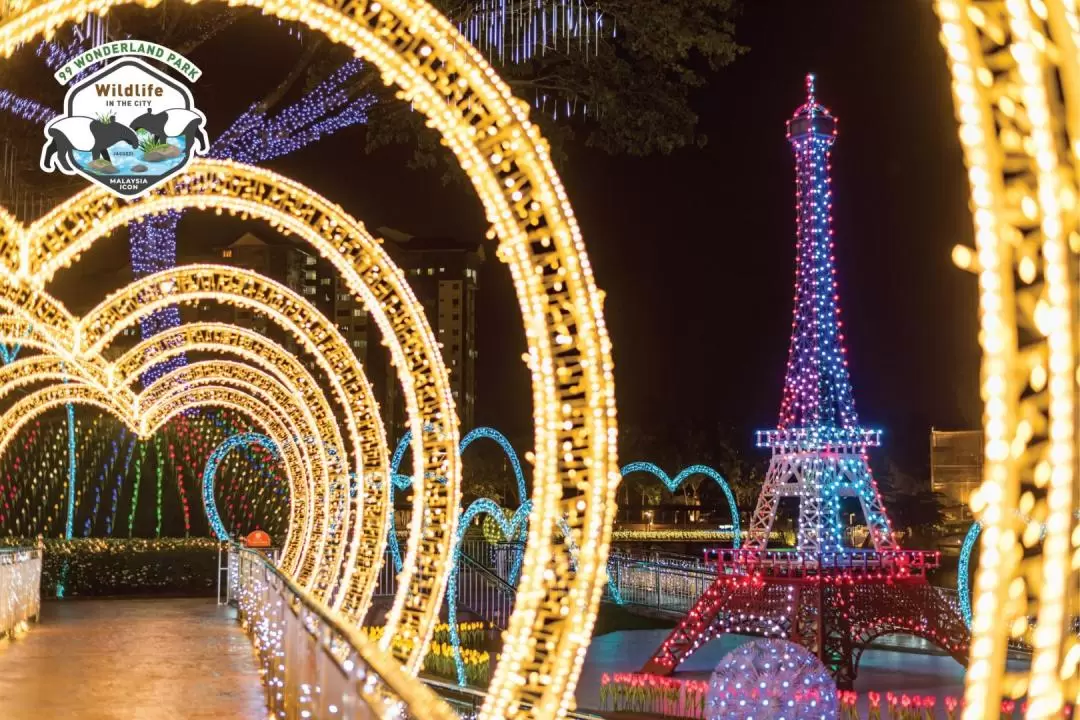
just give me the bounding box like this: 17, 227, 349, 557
0, 359, 320, 561
0, 269, 393, 613
114, 323, 388, 613
78, 263, 426, 639
0, 242, 436, 659
935, 1, 1080, 717
0, 276, 389, 611
0, 266, 384, 604
79, 265, 387, 578
27, 162, 462, 669
0, 383, 132, 459
0, 4, 618, 716
142, 361, 332, 585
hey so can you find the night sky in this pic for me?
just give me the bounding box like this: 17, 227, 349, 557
52, 0, 981, 476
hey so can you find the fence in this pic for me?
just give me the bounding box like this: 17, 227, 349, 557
606, 552, 715, 614
229, 545, 457, 720
0, 544, 41, 637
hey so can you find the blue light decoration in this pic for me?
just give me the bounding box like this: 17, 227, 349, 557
751, 74, 895, 553
0, 90, 56, 124
389, 425, 742, 685
62, 369, 76, 540
109, 437, 137, 536
387, 425, 528, 573
201, 433, 279, 541
957, 521, 980, 628
36, 14, 107, 79
619, 462, 740, 548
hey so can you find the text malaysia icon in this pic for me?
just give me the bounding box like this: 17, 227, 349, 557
40, 47, 208, 199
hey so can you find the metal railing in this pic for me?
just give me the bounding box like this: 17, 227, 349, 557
455, 552, 516, 629
229, 545, 457, 720
713, 548, 942, 578
606, 553, 715, 614
0, 544, 41, 637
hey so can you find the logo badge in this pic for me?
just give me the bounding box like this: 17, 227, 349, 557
41, 56, 208, 199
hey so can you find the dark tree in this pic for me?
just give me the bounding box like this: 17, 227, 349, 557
364, 0, 746, 173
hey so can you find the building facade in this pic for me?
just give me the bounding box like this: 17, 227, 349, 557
374, 227, 484, 439
930, 429, 983, 519
213, 232, 371, 370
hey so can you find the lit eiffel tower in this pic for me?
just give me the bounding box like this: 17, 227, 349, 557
641, 76, 968, 686
747, 73, 895, 554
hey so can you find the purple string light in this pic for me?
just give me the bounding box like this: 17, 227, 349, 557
132, 59, 373, 383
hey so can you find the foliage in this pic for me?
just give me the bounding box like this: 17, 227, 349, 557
0, 537, 220, 597
363, 0, 745, 177
881, 490, 947, 535
617, 422, 765, 521
461, 449, 521, 506
136, 129, 169, 154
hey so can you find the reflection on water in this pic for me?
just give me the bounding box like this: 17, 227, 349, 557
74, 136, 188, 176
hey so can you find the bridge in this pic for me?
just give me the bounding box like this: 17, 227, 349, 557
0, 541, 614, 719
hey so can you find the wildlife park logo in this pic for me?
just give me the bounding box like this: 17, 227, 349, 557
40, 42, 208, 199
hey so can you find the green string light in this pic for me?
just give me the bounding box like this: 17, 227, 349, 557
154, 436, 163, 538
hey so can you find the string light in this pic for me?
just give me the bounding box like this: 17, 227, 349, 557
620, 462, 740, 547
21, 161, 455, 668
933, 2, 1080, 715
748, 74, 895, 554
640, 75, 970, 687
128, 61, 375, 383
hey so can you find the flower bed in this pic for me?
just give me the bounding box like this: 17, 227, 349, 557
598, 674, 1070, 719
360, 621, 495, 686
599, 674, 707, 718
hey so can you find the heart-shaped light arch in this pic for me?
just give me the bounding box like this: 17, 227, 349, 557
0, 0, 617, 713
0, 265, 398, 629
16, 165, 459, 667
202, 432, 281, 541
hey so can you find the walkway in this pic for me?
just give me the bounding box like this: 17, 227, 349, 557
0, 598, 266, 720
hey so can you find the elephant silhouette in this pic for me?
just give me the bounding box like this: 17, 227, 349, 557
41, 115, 139, 173
130, 108, 209, 155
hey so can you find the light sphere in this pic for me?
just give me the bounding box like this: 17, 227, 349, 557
706, 639, 837, 720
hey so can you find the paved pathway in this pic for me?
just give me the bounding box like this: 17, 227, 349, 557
0, 598, 266, 720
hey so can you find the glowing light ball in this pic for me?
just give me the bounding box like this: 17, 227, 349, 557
706, 639, 837, 720
245, 530, 271, 548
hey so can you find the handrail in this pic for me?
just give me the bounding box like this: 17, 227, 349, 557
421, 676, 607, 720
460, 550, 516, 594
454, 551, 517, 630
229, 544, 457, 720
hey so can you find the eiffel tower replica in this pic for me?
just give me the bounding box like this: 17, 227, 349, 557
641, 75, 969, 687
